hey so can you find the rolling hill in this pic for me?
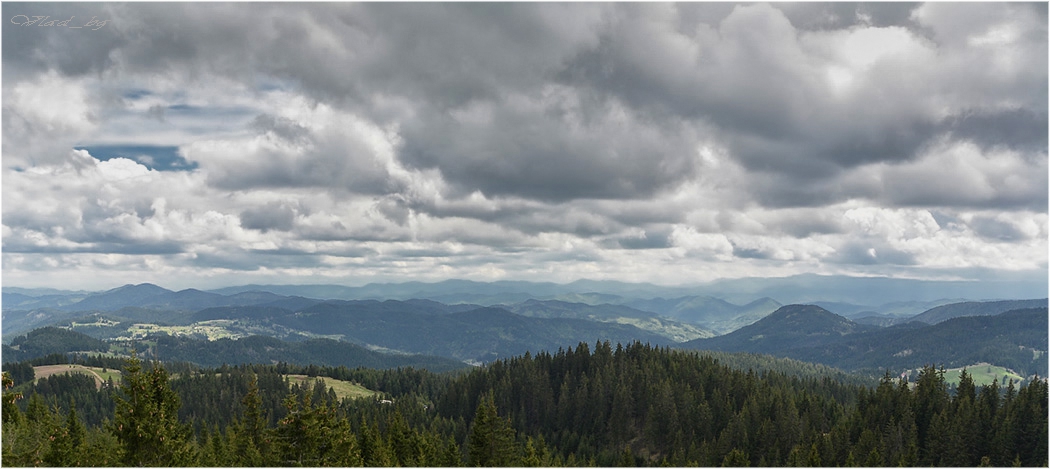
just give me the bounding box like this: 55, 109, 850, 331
501, 299, 714, 341
682, 304, 870, 354
682, 305, 1048, 377
903, 298, 1047, 324
623, 296, 782, 334
152, 334, 468, 372
272, 303, 674, 362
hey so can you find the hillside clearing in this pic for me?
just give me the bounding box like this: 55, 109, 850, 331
33, 365, 121, 389
944, 364, 1025, 387
284, 374, 379, 400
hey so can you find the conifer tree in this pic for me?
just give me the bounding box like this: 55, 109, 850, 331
43, 398, 86, 466
468, 394, 519, 466
109, 353, 197, 466
722, 448, 750, 467
230, 375, 270, 465
1, 372, 24, 425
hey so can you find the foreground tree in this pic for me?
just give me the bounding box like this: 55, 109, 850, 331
109, 353, 197, 466
467, 394, 520, 466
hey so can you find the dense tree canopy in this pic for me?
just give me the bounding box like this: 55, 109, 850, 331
1, 342, 1046, 466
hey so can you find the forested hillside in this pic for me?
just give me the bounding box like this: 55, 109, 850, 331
3, 342, 1046, 467
905, 299, 1048, 325
152, 335, 468, 372
682, 305, 1049, 377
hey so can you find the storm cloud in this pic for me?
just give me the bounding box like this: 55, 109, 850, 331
2, 2, 1046, 290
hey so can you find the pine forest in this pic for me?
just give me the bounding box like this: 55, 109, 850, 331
2, 341, 1047, 467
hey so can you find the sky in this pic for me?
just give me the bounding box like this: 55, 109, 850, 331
1, 2, 1047, 291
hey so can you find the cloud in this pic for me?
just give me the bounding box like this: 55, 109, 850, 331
74, 145, 197, 171
1, 3, 1045, 290
184, 101, 405, 194
874, 139, 1047, 210
2, 71, 98, 168
397, 86, 702, 201
239, 202, 298, 233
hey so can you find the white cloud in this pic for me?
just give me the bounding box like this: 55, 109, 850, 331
1, 3, 1045, 291
2, 72, 98, 168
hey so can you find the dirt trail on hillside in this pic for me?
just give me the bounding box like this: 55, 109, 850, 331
34, 365, 106, 390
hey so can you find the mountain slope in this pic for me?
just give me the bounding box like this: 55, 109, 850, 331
681, 305, 1048, 376
2, 327, 109, 363
502, 299, 713, 341
624, 295, 781, 334
152, 334, 468, 372
683, 304, 867, 353
904, 299, 1047, 325
61, 283, 174, 311
272, 302, 673, 362
785, 308, 1049, 375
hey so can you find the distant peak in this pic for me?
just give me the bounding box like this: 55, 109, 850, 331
113, 282, 161, 290
768, 304, 843, 319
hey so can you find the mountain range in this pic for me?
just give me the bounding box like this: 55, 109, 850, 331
682, 304, 1048, 376
3, 278, 1046, 378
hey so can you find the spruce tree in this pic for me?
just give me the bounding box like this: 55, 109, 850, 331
43, 398, 86, 466
109, 353, 197, 466
467, 395, 519, 466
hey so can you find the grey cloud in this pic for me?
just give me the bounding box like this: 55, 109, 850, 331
248, 246, 372, 259
943, 108, 1048, 154
250, 114, 309, 143
881, 168, 1048, 211
730, 243, 772, 260
374, 197, 412, 226
772, 3, 921, 30
296, 223, 410, 244
10, 2, 1044, 211
398, 100, 701, 201
201, 131, 395, 194
2, 234, 183, 255
1, 3, 126, 80
968, 216, 1033, 242
3, 2, 1046, 288
616, 229, 672, 250
146, 105, 166, 122
186, 252, 267, 271
763, 211, 847, 239
559, 3, 939, 182
239, 202, 297, 233
830, 242, 918, 266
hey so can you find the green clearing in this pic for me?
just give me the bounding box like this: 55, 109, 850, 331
284, 374, 379, 400
944, 364, 1024, 387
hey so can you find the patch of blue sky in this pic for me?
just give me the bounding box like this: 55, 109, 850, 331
85, 101, 260, 147
164, 104, 258, 118
121, 88, 153, 100
254, 75, 295, 93
75, 145, 198, 172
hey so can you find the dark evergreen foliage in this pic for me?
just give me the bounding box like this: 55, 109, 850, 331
4, 327, 109, 363
2, 343, 1046, 467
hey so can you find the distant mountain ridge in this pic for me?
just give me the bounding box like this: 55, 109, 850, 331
1, 327, 467, 372
501, 299, 714, 341
272, 302, 675, 362
3, 279, 1046, 374
903, 299, 1048, 324
625, 296, 783, 335
682, 304, 1048, 376
683, 304, 872, 354
187, 273, 1049, 305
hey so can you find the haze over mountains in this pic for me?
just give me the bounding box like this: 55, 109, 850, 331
3, 275, 1046, 380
